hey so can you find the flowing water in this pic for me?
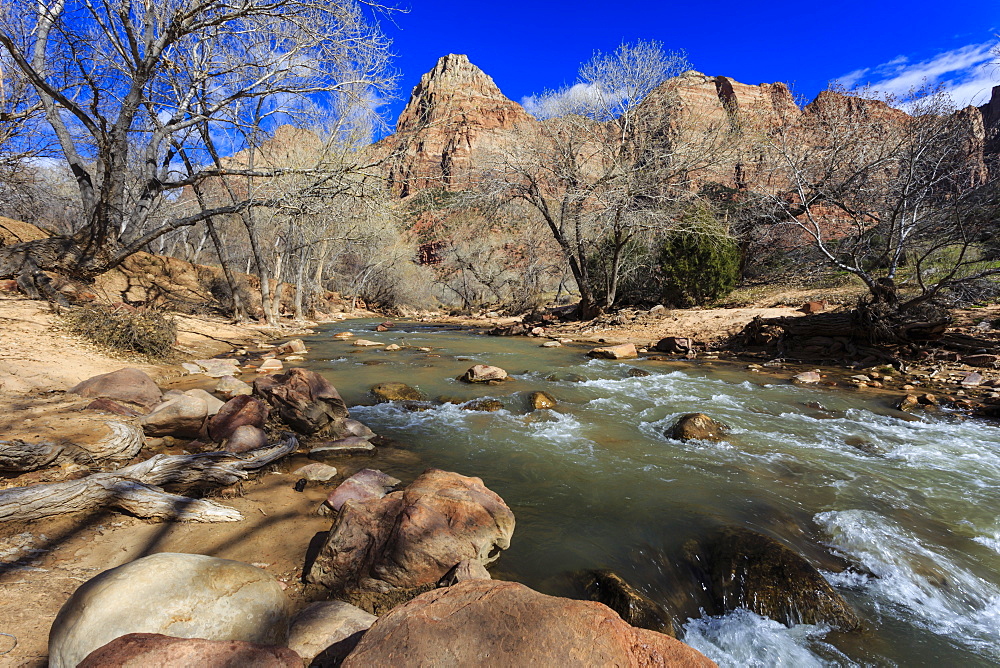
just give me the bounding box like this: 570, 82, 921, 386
298, 320, 1000, 667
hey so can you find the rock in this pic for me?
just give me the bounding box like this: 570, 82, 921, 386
337, 584, 438, 617
627, 367, 650, 378
961, 371, 984, 386
353, 339, 383, 347
668, 413, 728, 442
207, 395, 270, 442
140, 394, 208, 438
333, 331, 354, 339
288, 602, 376, 667
48, 552, 293, 668
580, 569, 673, 636
792, 371, 822, 384
223, 424, 269, 453
254, 368, 349, 436
340, 580, 715, 668
294, 463, 338, 482
653, 337, 692, 354
308, 469, 515, 590
897, 394, 920, 411
275, 339, 307, 355
540, 340, 561, 348
77, 633, 300, 668
309, 437, 376, 459
375, 321, 394, 332
69, 368, 162, 409
325, 468, 401, 512
587, 343, 637, 360
384, 343, 401, 351
800, 300, 827, 313
84, 398, 141, 417
181, 362, 202, 375
919, 393, 939, 405
258, 358, 284, 373
963, 354, 999, 368
183, 388, 224, 416
439, 559, 492, 586
649, 304, 667, 316
193, 358, 242, 378
530, 326, 545, 336
690, 527, 861, 631
215, 375, 253, 399
326, 419, 377, 441
460, 364, 508, 383
462, 398, 503, 412
528, 391, 557, 410
370, 382, 425, 402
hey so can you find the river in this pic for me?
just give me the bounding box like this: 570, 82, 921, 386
298, 320, 1000, 667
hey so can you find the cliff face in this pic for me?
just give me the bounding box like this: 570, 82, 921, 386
979, 85, 1000, 155
378, 54, 533, 196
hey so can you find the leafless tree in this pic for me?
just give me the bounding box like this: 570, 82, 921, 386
0, 0, 397, 299
483, 41, 738, 317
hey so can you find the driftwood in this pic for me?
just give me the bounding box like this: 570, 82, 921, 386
0, 418, 145, 473
0, 437, 297, 523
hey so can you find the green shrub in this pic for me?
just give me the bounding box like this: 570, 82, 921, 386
656, 231, 741, 307
64, 305, 177, 359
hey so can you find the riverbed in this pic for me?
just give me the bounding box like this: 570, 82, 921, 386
299, 320, 1000, 667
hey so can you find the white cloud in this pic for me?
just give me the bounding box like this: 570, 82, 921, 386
835, 41, 999, 107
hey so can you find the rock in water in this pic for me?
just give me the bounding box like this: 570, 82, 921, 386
461, 364, 509, 383
587, 343, 638, 359
340, 580, 715, 667
461, 398, 503, 412
308, 469, 514, 590
48, 552, 293, 668
254, 368, 349, 436
288, 602, 377, 666
78, 634, 300, 668
653, 337, 692, 354
70, 368, 162, 409
370, 382, 426, 402
529, 391, 557, 409
690, 527, 861, 631
580, 569, 674, 636
668, 413, 728, 442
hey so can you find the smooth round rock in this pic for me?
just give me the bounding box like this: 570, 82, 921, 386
48, 552, 293, 668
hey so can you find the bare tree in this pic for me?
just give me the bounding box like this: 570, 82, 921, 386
484, 41, 737, 317
0, 0, 396, 298
743, 85, 998, 341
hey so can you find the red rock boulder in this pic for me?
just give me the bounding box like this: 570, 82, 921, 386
341, 580, 716, 667
307, 469, 514, 590
207, 395, 270, 443
70, 368, 162, 410
254, 368, 348, 436
78, 633, 300, 668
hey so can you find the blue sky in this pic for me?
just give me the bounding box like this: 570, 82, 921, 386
377, 0, 999, 129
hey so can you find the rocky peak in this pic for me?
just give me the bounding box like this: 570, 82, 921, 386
396, 54, 532, 134
978, 85, 1000, 154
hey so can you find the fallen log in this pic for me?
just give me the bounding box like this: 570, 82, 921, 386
0, 417, 145, 473
0, 437, 297, 523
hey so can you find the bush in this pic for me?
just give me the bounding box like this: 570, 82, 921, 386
657, 232, 741, 307
64, 305, 177, 359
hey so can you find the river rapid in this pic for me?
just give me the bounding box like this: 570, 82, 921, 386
299, 320, 1000, 667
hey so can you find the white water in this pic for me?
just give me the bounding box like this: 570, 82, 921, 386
308, 322, 1000, 666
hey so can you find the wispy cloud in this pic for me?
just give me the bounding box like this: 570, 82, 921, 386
836, 41, 999, 107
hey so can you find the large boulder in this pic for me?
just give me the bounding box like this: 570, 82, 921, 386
223, 424, 270, 454
215, 375, 253, 399
340, 580, 715, 667
140, 394, 209, 438
308, 469, 514, 590
654, 337, 693, 354
460, 364, 508, 383
207, 395, 271, 443
192, 358, 242, 378
326, 419, 376, 441
370, 382, 425, 402
254, 368, 349, 436
183, 388, 225, 415
69, 368, 161, 410
325, 469, 401, 512
668, 413, 728, 442
688, 527, 861, 631
78, 633, 300, 668
580, 569, 674, 636
529, 391, 557, 410
587, 343, 638, 360
48, 552, 293, 668
287, 602, 376, 667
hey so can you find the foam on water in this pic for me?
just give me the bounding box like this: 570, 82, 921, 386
816, 509, 1000, 658
682, 609, 849, 667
